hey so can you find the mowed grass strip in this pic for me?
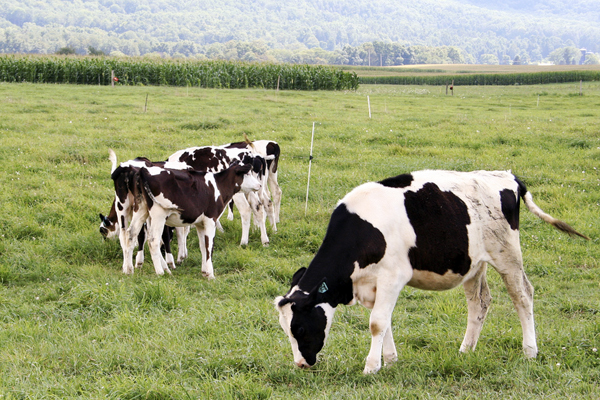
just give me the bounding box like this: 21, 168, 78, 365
0, 82, 598, 399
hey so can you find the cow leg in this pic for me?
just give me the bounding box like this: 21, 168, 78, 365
161, 227, 175, 270
226, 200, 234, 221
135, 227, 146, 268
268, 170, 282, 224
196, 220, 216, 280
246, 191, 269, 246
123, 210, 147, 275
146, 216, 170, 275
491, 243, 537, 358
460, 262, 492, 354
382, 324, 398, 367
499, 269, 537, 358
232, 193, 252, 246
175, 226, 189, 264
364, 267, 409, 374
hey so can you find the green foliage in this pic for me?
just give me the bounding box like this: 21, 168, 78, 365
360, 70, 600, 85
0, 54, 359, 90
0, 0, 599, 64
0, 82, 598, 398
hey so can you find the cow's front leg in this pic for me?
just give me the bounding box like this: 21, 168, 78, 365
247, 191, 269, 246
232, 193, 252, 246
161, 227, 175, 270
196, 220, 216, 280
460, 263, 492, 354
135, 228, 146, 268
175, 227, 189, 264
382, 325, 398, 367
364, 269, 407, 374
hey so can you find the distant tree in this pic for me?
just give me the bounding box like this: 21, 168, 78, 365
87, 46, 105, 56
583, 53, 600, 64
480, 54, 499, 64
548, 46, 582, 65
56, 46, 76, 55
512, 55, 521, 65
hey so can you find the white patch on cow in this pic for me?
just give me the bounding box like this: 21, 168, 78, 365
204, 174, 221, 202
121, 160, 148, 169
164, 161, 191, 170
145, 166, 168, 176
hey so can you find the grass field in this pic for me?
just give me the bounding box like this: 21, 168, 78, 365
0, 81, 598, 399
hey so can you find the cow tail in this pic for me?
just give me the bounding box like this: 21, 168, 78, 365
109, 149, 118, 174
140, 174, 183, 212
518, 180, 589, 239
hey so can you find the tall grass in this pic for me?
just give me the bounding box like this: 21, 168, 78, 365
0, 82, 598, 398
0, 54, 359, 90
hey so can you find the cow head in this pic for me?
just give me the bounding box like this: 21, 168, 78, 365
98, 213, 119, 239
232, 160, 262, 194
275, 267, 335, 368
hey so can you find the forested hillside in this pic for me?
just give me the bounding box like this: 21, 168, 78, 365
1, 0, 599, 64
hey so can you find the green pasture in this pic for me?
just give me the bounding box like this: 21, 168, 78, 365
0, 82, 598, 399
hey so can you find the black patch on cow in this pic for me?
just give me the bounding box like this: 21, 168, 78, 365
266, 142, 280, 173
176, 148, 231, 171
500, 189, 520, 230
290, 303, 327, 366
404, 182, 472, 276
298, 203, 387, 307
378, 173, 414, 188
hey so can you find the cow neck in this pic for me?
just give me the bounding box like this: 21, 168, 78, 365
212, 169, 241, 205
298, 253, 355, 308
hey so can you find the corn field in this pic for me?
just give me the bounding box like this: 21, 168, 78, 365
0, 55, 359, 90
359, 71, 600, 86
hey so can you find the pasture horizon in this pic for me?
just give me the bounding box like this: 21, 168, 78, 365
0, 82, 598, 398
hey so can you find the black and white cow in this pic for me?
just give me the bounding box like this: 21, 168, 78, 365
167, 141, 277, 246
104, 150, 190, 270
220, 140, 282, 228
121, 160, 262, 277
275, 170, 588, 374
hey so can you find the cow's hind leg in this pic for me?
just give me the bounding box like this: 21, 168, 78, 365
491, 243, 537, 358
460, 262, 492, 354
146, 221, 170, 275
500, 269, 537, 358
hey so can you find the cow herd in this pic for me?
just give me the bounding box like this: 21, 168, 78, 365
99, 139, 282, 278
100, 142, 589, 374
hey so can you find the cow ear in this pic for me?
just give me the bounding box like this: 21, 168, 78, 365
290, 267, 306, 288
99, 213, 104, 221
275, 296, 293, 309
234, 163, 252, 175
306, 278, 328, 305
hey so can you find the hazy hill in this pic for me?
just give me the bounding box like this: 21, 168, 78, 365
1, 0, 598, 64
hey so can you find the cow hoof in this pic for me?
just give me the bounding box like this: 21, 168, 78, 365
363, 365, 381, 375
203, 272, 215, 280
262, 241, 270, 247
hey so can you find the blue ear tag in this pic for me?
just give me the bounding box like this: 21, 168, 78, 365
318, 282, 328, 294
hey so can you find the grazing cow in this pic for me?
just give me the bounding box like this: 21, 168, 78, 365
100, 206, 178, 269
109, 150, 192, 273
275, 170, 588, 374
167, 142, 274, 246
121, 160, 262, 277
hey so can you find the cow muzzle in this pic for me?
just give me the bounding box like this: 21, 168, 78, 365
295, 359, 311, 369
